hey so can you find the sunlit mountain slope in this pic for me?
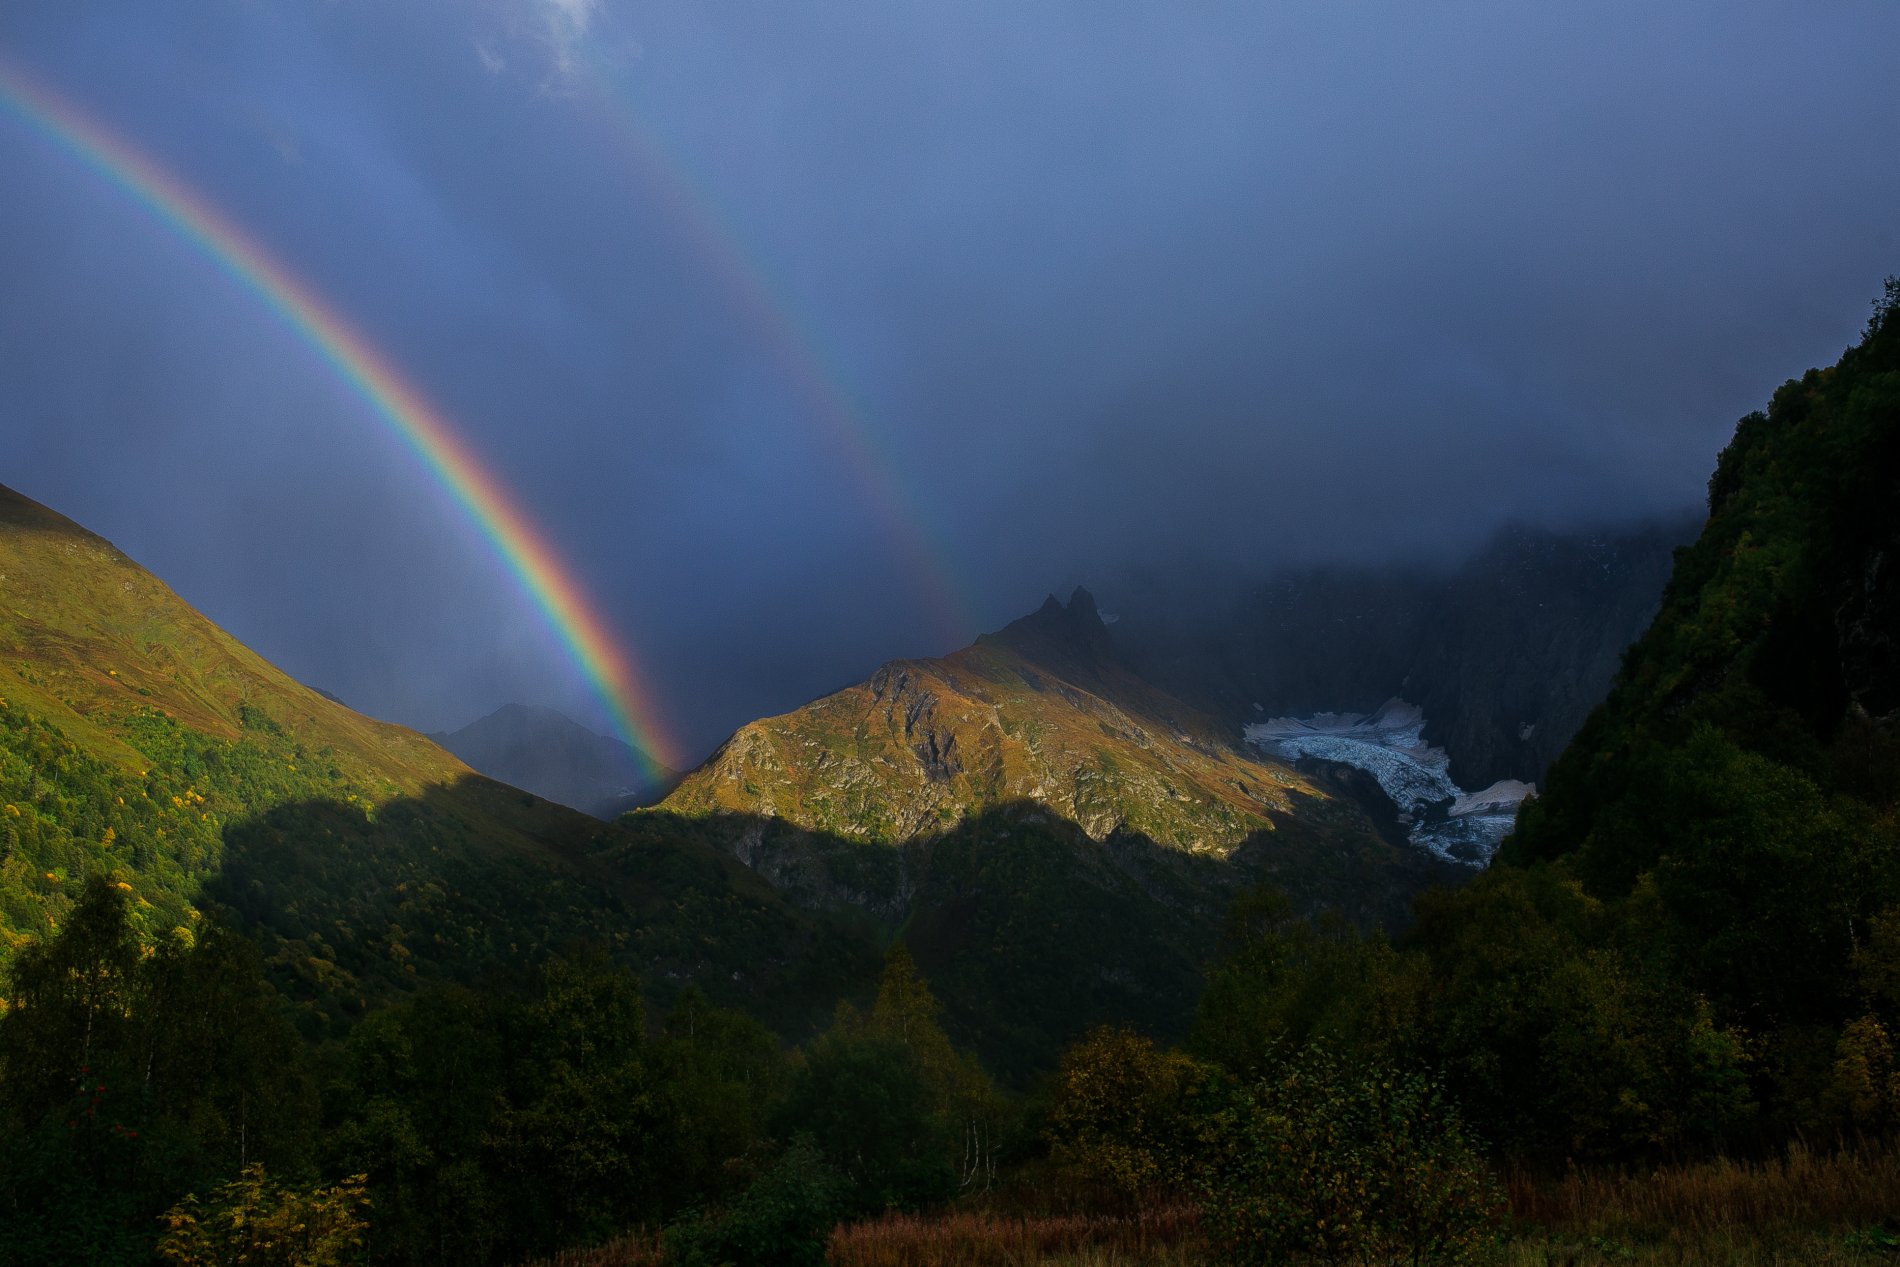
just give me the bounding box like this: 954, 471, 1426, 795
0, 484, 870, 1030
663, 588, 1329, 855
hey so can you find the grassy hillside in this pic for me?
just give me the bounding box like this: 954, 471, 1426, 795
0, 482, 459, 949
0, 483, 873, 1030
0, 483, 462, 789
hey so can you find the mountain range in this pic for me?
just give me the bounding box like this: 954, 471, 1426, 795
0, 471, 1702, 1072
5, 269, 1894, 1267
643, 586, 1463, 1068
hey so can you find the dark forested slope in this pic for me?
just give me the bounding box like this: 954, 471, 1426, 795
1202, 284, 1900, 1162
1512, 286, 1900, 873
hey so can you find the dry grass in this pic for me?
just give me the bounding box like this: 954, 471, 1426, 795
1508, 1138, 1900, 1238
829, 1143, 1900, 1266
828, 1207, 1205, 1267
1501, 1228, 1896, 1266
513, 1212, 1204, 1267
517, 1230, 665, 1267
1501, 1138, 1900, 1265
517, 1143, 1900, 1266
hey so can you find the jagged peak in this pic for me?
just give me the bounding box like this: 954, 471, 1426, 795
983, 585, 1116, 674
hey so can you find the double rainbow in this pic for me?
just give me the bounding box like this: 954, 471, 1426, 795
0, 57, 681, 778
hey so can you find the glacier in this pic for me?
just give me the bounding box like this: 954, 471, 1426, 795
1243, 699, 1531, 865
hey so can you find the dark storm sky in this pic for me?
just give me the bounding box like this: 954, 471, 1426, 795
2, 2, 1896, 763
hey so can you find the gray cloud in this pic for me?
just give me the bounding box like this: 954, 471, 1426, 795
2, 0, 1896, 760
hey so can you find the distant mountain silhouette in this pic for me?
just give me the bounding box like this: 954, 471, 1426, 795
431, 703, 675, 819
1109, 515, 1701, 789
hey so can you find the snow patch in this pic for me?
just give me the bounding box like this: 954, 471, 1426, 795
1450, 779, 1536, 818
1243, 699, 1530, 866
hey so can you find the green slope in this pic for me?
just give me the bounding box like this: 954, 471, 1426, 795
1510, 285, 1899, 880
0, 484, 872, 1030
0, 484, 462, 788
1286, 282, 1900, 1159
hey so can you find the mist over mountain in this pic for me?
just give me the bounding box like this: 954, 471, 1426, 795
3, 4, 1895, 752
430, 703, 674, 819
1105, 514, 1701, 789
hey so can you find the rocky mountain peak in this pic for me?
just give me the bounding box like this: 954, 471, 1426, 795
986, 586, 1116, 678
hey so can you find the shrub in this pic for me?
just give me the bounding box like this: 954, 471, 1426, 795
155, 1165, 369, 1267
1044, 1026, 1215, 1207
1197, 1047, 1503, 1266
663, 1138, 842, 1267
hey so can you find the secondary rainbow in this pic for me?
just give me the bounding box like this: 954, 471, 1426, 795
0, 57, 681, 776
570, 74, 978, 645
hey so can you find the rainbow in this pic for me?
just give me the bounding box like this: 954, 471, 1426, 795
0, 56, 681, 778
570, 76, 977, 646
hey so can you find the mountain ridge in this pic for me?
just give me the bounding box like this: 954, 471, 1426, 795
645, 587, 1457, 1067
658, 587, 1332, 855
0, 483, 464, 790
429, 702, 675, 819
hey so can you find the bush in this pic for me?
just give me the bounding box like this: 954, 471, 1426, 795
777, 1027, 955, 1214
663, 1138, 842, 1267
156, 1165, 369, 1267
1044, 1026, 1215, 1206
1197, 1047, 1503, 1267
